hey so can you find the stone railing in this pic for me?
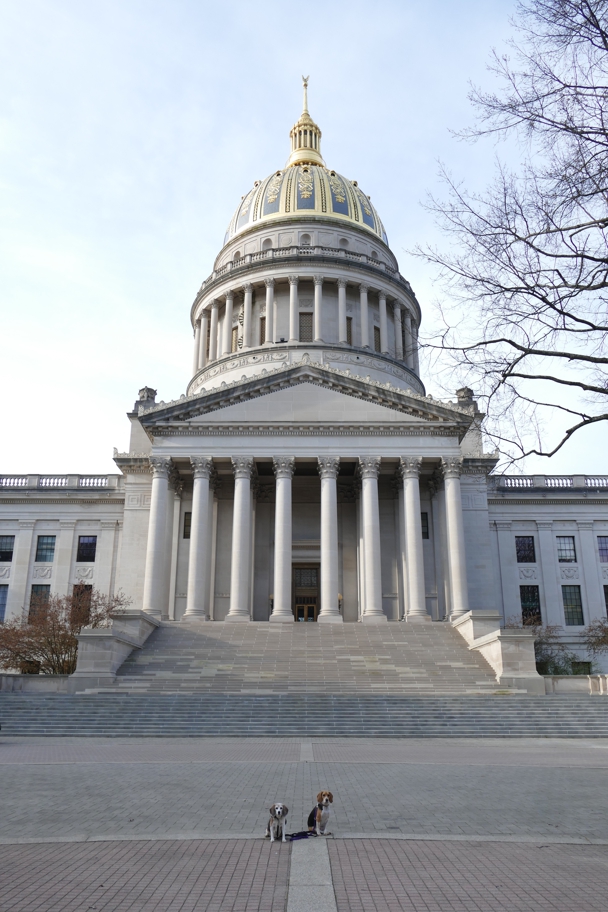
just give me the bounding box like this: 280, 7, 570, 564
196, 245, 414, 299
0, 474, 124, 490
494, 475, 608, 490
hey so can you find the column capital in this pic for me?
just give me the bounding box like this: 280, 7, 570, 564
577, 521, 594, 531
378, 291, 386, 302
232, 456, 255, 479
393, 301, 402, 315
194, 316, 201, 327
337, 279, 347, 289
149, 457, 172, 479
210, 299, 220, 311
288, 275, 299, 286
225, 289, 235, 302
313, 275, 324, 286
242, 283, 253, 294
536, 521, 553, 530
190, 456, 214, 479
359, 456, 381, 479
272, 456, 296, 478
441, 457, 463, 479
399, 456, 422, 479
264, 277, 275, 288
318, 456, 340, 479
359, 283, 369, 294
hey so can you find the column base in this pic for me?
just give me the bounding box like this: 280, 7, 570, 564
224, 614, 251, 623
269, 614, 294, 623
361, 614, 388, 624
182, 613, 210, 622
318, 614, 343, 624
404, 613, 432, 623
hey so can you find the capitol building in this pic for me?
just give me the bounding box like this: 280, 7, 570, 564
1, 83, 608, 686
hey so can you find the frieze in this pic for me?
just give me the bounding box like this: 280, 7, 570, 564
33, 566, 52, 579
561, 567, 579, 580
519, 568, 537, 580
0, 567, 9, 579
76, 567, 94, 580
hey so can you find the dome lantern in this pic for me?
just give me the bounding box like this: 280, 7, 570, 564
287, 76, 324, 168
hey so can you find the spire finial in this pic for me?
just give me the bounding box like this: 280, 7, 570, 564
302, 75, 309, 113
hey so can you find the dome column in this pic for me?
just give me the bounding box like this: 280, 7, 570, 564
288, 275, 299, 342
192, 319, 201, 375
359, 456, 386, 622
394, 303, 404, 360
199, 311, 208, 369
209, 301, 219, 362
359, 284, 370, 348
242, 284, 253, 349
222, 292, 234, 356
379, 292, 388, 354
226, 457, 254, 621
313, 276, 324, 342
337, 279, 347, 343
270, 456, 296, 623
318, 457, 342, 623
264, 279, 274, 345
404, 310, 415, 370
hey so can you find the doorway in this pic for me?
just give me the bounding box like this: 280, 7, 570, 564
293, 565, 319, 622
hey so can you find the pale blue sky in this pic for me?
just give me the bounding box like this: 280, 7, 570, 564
1, 0, 603, 473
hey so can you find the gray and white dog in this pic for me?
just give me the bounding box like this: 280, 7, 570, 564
265, 803, 289, 843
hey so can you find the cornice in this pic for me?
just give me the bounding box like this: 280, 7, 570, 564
143, 424, 464, 438
0, 499, 125, 506
488, 499, 608, 507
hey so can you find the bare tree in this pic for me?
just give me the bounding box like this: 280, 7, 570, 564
417, 0, 608, 462
0, 588, 131, 675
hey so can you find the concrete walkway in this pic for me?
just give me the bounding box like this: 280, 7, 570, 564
2, 736, 608, 910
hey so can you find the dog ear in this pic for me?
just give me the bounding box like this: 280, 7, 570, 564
316, 791, 323, 803
328, 792, 333, 803
283, 806, 288, 815
269, 805, 276, 815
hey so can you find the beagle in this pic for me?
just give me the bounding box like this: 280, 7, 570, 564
265, 803, 289, 843
307, 790, 333, 835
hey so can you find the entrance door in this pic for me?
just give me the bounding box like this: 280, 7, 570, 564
293, 566, 319, 622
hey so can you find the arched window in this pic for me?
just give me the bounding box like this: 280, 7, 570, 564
234, 250, 242, 261
339, 238, 349, 249
300, 233, 311, 246
371, 250, 379, 260
262, 238, 273, 250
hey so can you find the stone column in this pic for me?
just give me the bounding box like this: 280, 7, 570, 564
412, 321, 420, 374
394, 304, 403, 360
184, 456, 213, 619
53, 520, 76, 597
338, 279, 347, 343
318, 456, 342, 623
4, 520, 35, 622
264, 279, 274, 345
359, 284, 369, 348
313, 275, 323, 342
400, 457, 428, 620
578, 521, 605, 623
96, 520, 118, 597
359, 456, 386, 622
192, 319, 201, 374
442, 457, 470, 619
270, 456, 296, 623
536, 521, 561, 626
289, 275, 299, 342
222, 292, 234, 356
199, 311, 209, 370
142, 457, 171, 618
242, 284, 253, 349
208, 300, 219, 361
404, 310, 414, 369
226, 456, 254, 621
379, 292, 388, 353
495, 521, 520, 621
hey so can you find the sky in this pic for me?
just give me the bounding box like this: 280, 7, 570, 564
1, 0, 604, 475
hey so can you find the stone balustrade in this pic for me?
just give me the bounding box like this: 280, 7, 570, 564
494, 475, 608, 490
0, 475, 124, 490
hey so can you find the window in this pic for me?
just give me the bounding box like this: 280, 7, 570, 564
35, 535, 56, 563
183, 512, 192, 539
0, 535, 15, 562
231, 326, 238, 353
0, 585, 7, 623
299, 312, 313, 342
562, 585, 584, 626
346, 316, 353, 345
572, 661, 592, 675
72, 584, 92, 625
373, 326, 381, 353
598, 536, 608, 562
515, 536, 536, 563
29, 584, 50, 619
76, 536, 97, 563
604, 585, 608, 618
520, 586, 541, 625
300, 233, 311, 246
259, 316, 266, 345
421, 512, 429, 540
557, 536, 577, 562
295, 568, 318, 588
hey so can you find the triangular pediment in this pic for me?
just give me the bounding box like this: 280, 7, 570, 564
139, 362, 473, 437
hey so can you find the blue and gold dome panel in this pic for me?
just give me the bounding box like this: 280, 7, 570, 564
224, 166, 388, 245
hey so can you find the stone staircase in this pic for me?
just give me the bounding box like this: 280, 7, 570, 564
101, 620, 504, 695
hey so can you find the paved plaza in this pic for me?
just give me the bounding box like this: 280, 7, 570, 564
1, 736, 608, 910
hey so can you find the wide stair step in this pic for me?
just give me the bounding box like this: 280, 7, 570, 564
2, 694, 608, 737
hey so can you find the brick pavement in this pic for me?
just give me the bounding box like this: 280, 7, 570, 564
0, 839, 290, 912
329, 839, 608, 912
